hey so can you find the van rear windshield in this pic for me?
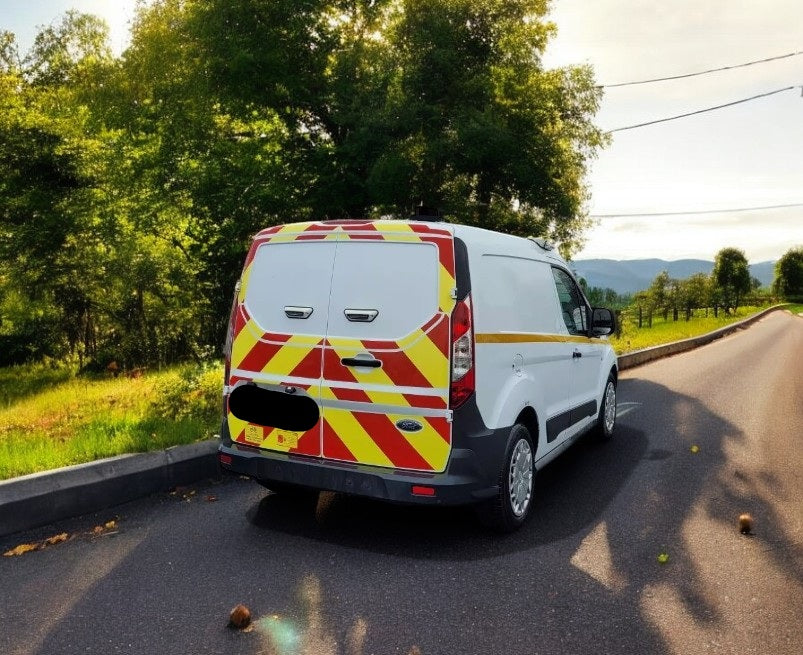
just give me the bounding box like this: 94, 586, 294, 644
327, 240, 440, 340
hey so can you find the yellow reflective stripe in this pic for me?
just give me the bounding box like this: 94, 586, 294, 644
362, 389, 410, 407
228, 414, 249, 442
320, 387, 394, 466
388, 414, 450, 472
475, 333, 597, 344
231, 319, 262, 369
404, 329, 450, 388
262, 334, 319, 376
438, 263, 456, 315
238, 263, 253, 303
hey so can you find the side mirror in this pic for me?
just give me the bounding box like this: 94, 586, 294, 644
591, 308, 615, 337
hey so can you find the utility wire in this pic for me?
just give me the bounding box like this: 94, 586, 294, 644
591, 202, 803, 218
609, 85, 797, 132
601, 50, 803, 88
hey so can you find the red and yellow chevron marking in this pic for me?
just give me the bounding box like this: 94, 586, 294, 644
226, 386, 321, 456
227, 220, 456, 470
320, 386, 451, 472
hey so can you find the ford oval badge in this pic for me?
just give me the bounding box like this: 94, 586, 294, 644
396, 419, 423, 432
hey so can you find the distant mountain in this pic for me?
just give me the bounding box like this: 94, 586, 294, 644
571, 258, 776, 295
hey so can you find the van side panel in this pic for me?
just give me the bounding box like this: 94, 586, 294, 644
470, 253, 573, 458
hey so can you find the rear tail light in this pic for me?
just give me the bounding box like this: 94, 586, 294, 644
450, 295, 475, 408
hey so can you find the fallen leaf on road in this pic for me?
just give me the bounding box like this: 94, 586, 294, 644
104, 520, 117, 530
690, 445, 700, 454
3, 543, 38, 557
657, 552, 669, 564
44, 533, 69, 546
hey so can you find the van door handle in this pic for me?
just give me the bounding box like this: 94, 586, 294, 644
344, 309, 378, 323
341, 357, 382, 368
285, 306, 313, 319
572, 349, 582, 358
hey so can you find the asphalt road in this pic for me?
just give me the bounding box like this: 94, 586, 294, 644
2, 310, 801, 655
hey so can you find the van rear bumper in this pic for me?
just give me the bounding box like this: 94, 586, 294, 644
217, 441, 499, 506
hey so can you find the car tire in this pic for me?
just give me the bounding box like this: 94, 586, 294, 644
595, 374, 617, 441
477, 423, 535, 533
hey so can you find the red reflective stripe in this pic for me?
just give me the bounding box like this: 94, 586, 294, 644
236, 333, 291, 373
424, 318, 450, 358
287, 348, 324, 379
420, 234, 455, 278
290, 429, 321, 456
401, 393, 447, 409
321, 345, 359, 384
426, 416, 451, 444
377, 349, 433, 390
321, 419, 356, 461
351, 411, 433, 471
327, 386, 373, 404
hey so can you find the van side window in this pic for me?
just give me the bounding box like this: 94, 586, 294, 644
551, 268, 588, 335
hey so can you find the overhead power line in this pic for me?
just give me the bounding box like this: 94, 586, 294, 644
609, 85, 798, 132
601, 50, 803, 88
591, 202, 803, 218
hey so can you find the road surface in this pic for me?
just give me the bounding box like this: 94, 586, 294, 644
1, 310, 801, 655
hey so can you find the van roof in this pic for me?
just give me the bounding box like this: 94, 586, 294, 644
255, 219, 567, 265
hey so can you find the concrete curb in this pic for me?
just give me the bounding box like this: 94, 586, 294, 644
0, 439, 220, 538
617, 304, 788, 371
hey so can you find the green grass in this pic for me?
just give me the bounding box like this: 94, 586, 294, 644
0, 363, 223, 480
610, 305, 775, 354
784, 303, 803, 315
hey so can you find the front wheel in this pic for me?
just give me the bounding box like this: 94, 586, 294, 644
595, 375, 617, 441
477, 424, 535, 533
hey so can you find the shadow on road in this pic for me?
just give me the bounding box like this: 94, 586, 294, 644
246, 423, 650, 560
5, 374, 802, 655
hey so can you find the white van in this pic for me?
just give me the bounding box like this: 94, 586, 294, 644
217, 218, 618, 531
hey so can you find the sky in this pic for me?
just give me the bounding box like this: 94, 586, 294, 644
543, 0, 803, 262
2, 0, 802, 263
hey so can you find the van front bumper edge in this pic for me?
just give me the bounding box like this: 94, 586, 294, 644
217, 442, 498, 506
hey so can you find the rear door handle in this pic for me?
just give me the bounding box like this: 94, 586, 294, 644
341, 357, 382, 368
572, 349, 582, 358
344, 309, 378, 323
285, 306, 313, 319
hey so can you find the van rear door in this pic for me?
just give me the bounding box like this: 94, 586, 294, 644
227, 229, 337, 457
320, 221, 456, 472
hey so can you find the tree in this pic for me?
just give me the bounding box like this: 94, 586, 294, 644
712, 247, 750, 314
647, 271, 671, 319
188, 0, 606, 252
773, 247, 803, 300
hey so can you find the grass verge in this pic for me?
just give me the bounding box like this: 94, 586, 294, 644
0, 362, 222, 480
610, 305, 776, 354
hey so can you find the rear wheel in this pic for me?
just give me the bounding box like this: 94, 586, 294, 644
477, 424, 535, 533
595, 375, 617, 441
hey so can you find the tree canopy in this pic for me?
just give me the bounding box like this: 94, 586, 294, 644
0, 0, 606, 368
773, 247, 803, 301
712, 247, 751, 314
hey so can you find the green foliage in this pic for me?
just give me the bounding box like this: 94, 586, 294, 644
773, 247, 803, 300
152, 362, 224, 424
712, 247, 751, 314
0, 1, 606, 368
